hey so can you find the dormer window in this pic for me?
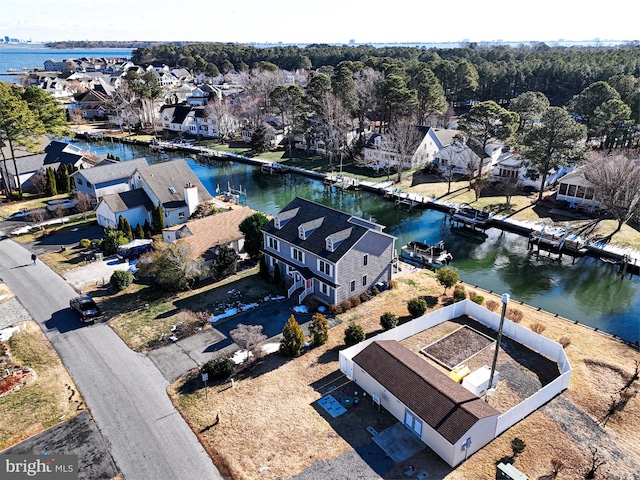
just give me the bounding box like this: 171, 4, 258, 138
299, 217, 324, 240
326, 237, 334, 252
273, 207, 300, 230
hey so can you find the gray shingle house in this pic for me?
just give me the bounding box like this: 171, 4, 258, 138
71, 157, 148, 200
261, 197, 396, 305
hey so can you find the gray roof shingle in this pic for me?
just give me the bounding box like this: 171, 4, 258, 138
101, 189, 154, 214
71, 158, 148, 186
262, 197, 381, 263
353, 340, 499, 444
135, 159, 212, 210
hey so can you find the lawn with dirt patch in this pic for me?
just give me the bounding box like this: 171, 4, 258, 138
169, 269, 640, 480
0, 321, 84, 450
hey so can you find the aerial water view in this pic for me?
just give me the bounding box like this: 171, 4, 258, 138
1, 1, 639, 479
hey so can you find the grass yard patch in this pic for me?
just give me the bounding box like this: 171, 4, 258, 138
0, 321, 83, 450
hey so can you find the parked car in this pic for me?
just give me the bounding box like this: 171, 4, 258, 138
69, 295, 103, 323
116, 239, 154, 262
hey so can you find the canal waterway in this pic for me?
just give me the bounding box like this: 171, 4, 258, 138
69, 138, 640, 344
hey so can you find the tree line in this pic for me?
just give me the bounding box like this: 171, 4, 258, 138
132, 43, 640, 114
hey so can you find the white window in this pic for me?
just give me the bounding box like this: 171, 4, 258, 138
350, 280, 356, 292
292, 248, 304, 263
362, 275, 367, 287
363, 254, 368, 266
320, 281, 328, 295
326, 237, 334, 252
268, 236, 279, 251
298, 226, 306, 240
318, 260, 332, 276
179, 212, 185, 219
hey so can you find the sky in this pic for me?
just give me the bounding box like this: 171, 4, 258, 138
2, 0, 638, 45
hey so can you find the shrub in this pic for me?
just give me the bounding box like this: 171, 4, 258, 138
79, 238, 91, 248
387, 279, 397, 290
531, 322, 547, 334
201, 358, 235, 380
340, 299, 352, 312
453, 287, 467, 302
371, 286, 380, 296
280, 315, 304, 357
507, 308, 523, 323
349, 295, 361, 308
329, 304, 343, 315
309, 313, 329, 345
558, 336, 572, 348
344, 323, 365, 347
486, 300, 499, 311
110, 270, 134, 291
471, 295, 485, 305
407, 297, 428, 318
468, 290, 477, 299
360, 291, 371, 303
511, 437, 526, 458
380, 312, 398, 331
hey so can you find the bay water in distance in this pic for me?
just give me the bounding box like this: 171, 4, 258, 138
67, 138, 640, 344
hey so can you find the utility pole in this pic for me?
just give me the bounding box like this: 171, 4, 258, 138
487, 293, 509, 401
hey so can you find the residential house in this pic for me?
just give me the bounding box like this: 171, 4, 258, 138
364, 127, 455, 172
68, 89, 111, 120
95, 159, 213, 228
555, 166, 601, 209
261, 197, 396, 305
162, 206, 256, 271
434, 136, 503, 178
0, 140, 97, 192
339, 299, 572, 467
160, 105, 194, 133
488, 152, 574, 191
71, 157, 148, 201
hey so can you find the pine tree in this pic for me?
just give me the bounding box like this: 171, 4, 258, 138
309, 313, 329, 345
56, 164, 70, 193
118, 216, 133, 241
46, 167, 57, 196
152, 204, 165, 233
143, 219, 153, 238
280, 315, 304, 356
134, 223, 144, 239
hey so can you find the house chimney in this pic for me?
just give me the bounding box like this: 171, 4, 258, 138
184, 182, 199, 217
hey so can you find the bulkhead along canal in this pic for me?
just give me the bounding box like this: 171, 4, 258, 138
70, 138, 640, 345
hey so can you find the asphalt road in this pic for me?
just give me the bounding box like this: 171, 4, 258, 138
0, 238, 222, 480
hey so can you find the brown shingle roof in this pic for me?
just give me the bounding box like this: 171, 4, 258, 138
172, 206, 256, 258
353, 340, 499, 444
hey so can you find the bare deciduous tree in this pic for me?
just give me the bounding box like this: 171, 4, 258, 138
353, 69, 384, 145
30, 170, 47, 195
204, 101, 239, 142
317, 92, 352, 167
230, 324, 267, 357
380, 121, 423, 183
583, 152, 640, 236
75, 192, 93, 219
584, 446, 606, 479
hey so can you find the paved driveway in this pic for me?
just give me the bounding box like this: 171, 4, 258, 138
149, 299, 341, 382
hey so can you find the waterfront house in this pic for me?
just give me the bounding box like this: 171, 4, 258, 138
555, 166, 602, 210
488, 152, 573, 192
71, 157, 148, 201
434, 136, 503, 178
261, 197, 396, 305
95, 159, 213, 229
364, 127, 457, 172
